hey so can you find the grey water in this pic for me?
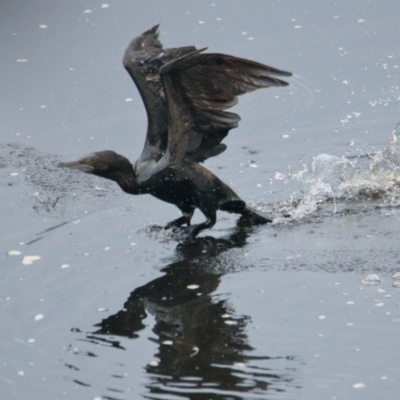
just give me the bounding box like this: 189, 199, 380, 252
1, 1, 400, 399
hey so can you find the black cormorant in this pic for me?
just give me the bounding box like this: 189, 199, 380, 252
58, 25, 292, 238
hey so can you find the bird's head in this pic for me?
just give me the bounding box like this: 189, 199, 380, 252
58, 150, 135, 183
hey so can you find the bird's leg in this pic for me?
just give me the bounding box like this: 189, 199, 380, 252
165, 207, 194, 229
181, 209, 216, 239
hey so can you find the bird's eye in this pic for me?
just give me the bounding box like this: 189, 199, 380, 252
85, 158, 93, 165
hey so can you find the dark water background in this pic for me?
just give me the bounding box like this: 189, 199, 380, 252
1, 1, 400, 399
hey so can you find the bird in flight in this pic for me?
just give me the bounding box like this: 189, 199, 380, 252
59, 24, 292, 238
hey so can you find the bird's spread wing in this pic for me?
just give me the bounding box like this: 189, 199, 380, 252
123, 24, 197, 170
160, 51, 292, 165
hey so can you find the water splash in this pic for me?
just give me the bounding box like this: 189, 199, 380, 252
259, 122, 400, 223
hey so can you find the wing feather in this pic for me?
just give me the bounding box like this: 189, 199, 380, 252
122, 25, 197, 172
161, 52, 292, 164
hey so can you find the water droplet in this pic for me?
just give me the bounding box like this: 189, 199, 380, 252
149, 360, 159, 367
34, 314, 44, 321
191, 346, 199, 356
187, 284, 199, 290
392, 272, 400, 280
22, 255, 41, 265
361, 274, 381, 285
234, 362, 245, 367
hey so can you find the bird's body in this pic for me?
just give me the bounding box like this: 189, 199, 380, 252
59, 25, 292, 238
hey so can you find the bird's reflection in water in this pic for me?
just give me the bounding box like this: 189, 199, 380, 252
90, 223, 298, 398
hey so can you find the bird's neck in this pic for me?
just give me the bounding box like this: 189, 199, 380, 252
114, 171, 143, 195
102, 162, 143, 195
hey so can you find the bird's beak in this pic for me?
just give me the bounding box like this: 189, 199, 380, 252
57, 161, 94, 173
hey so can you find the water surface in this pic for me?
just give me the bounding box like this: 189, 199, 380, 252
1, 1, 400, 399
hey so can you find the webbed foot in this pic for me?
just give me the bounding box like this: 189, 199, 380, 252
239, 207, 273, 225
165, 208, 195, 229
171, 216, 216, 241
171, 225, 201, 241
